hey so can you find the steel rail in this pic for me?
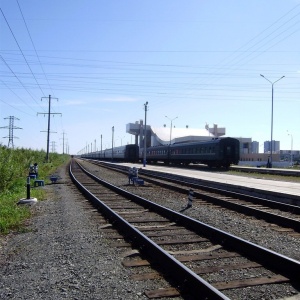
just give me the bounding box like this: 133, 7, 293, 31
70, 160, 300, 292
84, 160, 300, 232
69, 160, 229, 299
137, 171, 300, 232
137, 168, 300, 211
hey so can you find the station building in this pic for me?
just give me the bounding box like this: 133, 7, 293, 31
126, 120, 226, 148
126, 120, 295, 167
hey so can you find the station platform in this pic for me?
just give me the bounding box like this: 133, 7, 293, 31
117, 162, 300, 206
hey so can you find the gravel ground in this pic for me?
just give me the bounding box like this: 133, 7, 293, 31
1, 159, 300, 300
78, 160, 300, 300
82, 161, 300, 262
0, 163, 182, 300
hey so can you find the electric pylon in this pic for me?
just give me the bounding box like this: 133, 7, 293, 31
0, 116, 22, 148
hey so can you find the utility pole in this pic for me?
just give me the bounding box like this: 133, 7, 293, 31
0, 116, 22, 148
112, 126, 114, 162
51, 141, 57, 153
143, 102, 148, 167
38, 95, 61, 162
61, 131, 67, 154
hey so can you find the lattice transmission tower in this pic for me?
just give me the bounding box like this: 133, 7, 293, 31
0, 116, 22, 148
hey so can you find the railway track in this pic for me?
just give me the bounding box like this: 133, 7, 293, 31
84, 159, 300, 237
70, 159, 300, 299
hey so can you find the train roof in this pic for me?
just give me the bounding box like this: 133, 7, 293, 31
170, 137, 238, 147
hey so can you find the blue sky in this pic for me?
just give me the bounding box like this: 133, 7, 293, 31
1, 0, 299, 154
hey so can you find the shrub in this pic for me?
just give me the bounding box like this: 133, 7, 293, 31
0, 146, 70, 234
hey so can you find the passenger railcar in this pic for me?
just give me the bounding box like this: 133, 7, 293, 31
146, 137, 240, 168
81, 144, 139, 163
82, 138, 240, 168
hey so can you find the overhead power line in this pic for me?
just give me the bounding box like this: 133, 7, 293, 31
16, 0, 55, 97
0, 7, 45, 97
0, 55, 43, 109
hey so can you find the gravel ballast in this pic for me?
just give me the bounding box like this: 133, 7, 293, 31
0, 164, 181, 300
1, 160, 300, 300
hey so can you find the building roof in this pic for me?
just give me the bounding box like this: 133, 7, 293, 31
126, 121, 226, 146
151, 127, 213, 144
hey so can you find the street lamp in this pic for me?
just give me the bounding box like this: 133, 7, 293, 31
260, 74, 285, 168
165, 116, 178, 144
287, 131, 293, 166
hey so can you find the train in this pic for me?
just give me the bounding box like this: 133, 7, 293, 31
81, 137, 240, 168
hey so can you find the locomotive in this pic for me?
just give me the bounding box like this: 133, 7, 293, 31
82, 137, 240, 168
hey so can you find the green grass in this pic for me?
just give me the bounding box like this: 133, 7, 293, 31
0, 146, 70, 234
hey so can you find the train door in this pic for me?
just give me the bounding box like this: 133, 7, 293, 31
223, 138, 239, 166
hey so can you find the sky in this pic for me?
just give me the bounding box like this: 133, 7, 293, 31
0, 0, 300, 154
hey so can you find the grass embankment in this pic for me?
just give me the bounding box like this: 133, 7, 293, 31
0, 146, 70, 234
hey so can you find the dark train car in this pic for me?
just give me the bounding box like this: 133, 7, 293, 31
145, 137, 240, 168
82, 144, 139, 163
123, 144, 139, 162
146, 145, 169, 164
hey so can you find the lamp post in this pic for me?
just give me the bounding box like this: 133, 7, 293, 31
165, 116, 178, 145
260, 74, 285, 168
287, 131, 293, 166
